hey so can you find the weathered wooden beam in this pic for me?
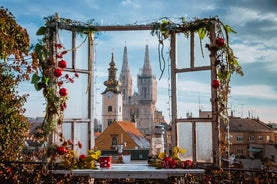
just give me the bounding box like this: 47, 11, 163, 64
175, 65, 211, 73
96, 25, 153, 31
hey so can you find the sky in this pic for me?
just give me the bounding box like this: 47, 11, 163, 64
2, 0, 277, 124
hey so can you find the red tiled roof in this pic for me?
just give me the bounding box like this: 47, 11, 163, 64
229, 118, 273, 132
117, 121, 150, 148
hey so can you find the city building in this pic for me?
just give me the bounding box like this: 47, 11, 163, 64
119, 44, 164, 135
199, 110, 277, 162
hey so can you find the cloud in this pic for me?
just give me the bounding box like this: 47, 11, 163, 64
232, 84, 277, 100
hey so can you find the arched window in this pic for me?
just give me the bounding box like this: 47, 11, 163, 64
108, 106, 112, 112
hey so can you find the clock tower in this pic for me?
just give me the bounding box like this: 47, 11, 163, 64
102, 52, 123, 131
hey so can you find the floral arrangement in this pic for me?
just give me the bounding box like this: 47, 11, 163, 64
47, 133, 101, 170
150, 146, 193, 169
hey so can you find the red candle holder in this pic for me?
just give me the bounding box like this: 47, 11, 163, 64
100, 156, 112, 168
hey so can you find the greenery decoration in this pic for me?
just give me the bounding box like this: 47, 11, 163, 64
151, 18, 243, 123
31, 15, 98, 138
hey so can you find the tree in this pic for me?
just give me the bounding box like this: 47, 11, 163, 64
0, 7, 31, 161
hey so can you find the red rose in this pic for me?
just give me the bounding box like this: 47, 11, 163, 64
164, 156, 171, 162
169, 159, 177, 168
216, 38, 225, 47
79, 154, 86, 161
59, 88, 68, 97
211, 79, 220, 89
181, 160, 193, 169
54, 68, 63, 77
57, 146, 67, 155
58, 60, 67, 69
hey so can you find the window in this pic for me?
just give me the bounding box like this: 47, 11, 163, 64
111, 137, 118, 147
143, 87, 147, 99
249, 135, 255, 142
237, 148, 243, 155
108, 106, 112, 112
108, 119, 113, 126
236, 135, 243, 142
258, 135, 263, 141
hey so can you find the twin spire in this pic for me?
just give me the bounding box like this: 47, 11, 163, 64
103, 43, 152, 94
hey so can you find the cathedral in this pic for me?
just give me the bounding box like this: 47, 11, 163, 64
102, 44, 165, 135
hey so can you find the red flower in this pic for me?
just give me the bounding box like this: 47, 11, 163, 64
69, 78, 74, 83
59, 88, 68, 97
169, 159, 177, 168
60, 102, 67, 111
58, 60, 67, 69
57, 146, 67, 155
65, 74, 69, 79
181, 160, 193, 169
54, 68, 63, 77
75, 72, 79, 78
79, 154, 86, 161
216, 38, 225, 47
78, 141, 82, 148
211, 79, 220, 89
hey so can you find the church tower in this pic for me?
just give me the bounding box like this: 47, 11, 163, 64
102, 52, 123, 131
119, 46, 133, 121
137, 44, 157, 104
136, 44, 157, 134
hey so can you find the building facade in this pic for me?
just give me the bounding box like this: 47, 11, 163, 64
119, 44, 159, 135
101, 52, 123, 131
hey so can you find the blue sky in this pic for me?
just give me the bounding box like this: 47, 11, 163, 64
2, 0, 277, 124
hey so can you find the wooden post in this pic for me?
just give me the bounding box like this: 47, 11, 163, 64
170, 33, 177, 148
210, 22, 221, 168
88, 32, 95, 149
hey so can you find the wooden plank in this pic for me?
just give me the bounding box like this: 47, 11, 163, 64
53, 164, 205, 179
176, 65, 211, 73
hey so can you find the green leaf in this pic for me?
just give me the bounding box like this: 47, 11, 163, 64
31, 74, 41, 84
224, 25, 237, 34
197, 27, 207, 40
42, 76, 49, 85
36, 26, 47, 35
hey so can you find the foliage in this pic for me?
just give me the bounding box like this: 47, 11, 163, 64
149, 146, 191, 169
46, 133, 101, 170
0, 66, 30, 161
0, 7, 31, 161
0, 7, 31, 82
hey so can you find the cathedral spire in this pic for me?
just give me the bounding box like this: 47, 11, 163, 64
102, 51, 121, 94
142, 44, 152, 75
121, 46, 131, 75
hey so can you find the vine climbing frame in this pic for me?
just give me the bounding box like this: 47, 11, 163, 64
33, 14, 243, 168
